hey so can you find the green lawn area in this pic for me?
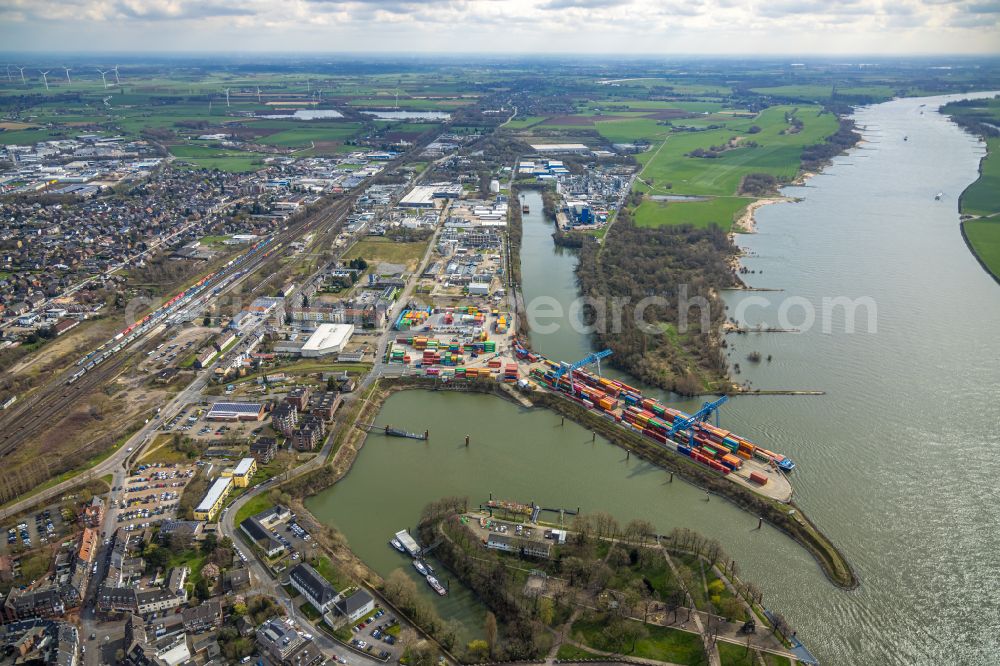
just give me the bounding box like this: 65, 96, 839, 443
234, 493, 275, 526
718, 641, 756, 666
556, 643, 602, 659
634, 196, 753, 230
199, 235, 231, 246
717, 642, 792, 666
961, 137, 1000, 217
311, 555, 354, 591
963, 218, 1000, 281
344, 238, 428, 272
299, 601, 322, 621
572, 614, 706, 665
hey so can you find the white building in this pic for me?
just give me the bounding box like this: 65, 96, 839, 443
300, 323, 354, 357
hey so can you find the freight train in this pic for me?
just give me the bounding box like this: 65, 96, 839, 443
68, 237, 275, 384
512, 338, 795, 478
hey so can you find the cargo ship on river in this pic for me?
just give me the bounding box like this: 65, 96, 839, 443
512, 338, 794, 501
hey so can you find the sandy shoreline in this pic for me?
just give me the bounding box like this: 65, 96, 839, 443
733, 197, 789, 234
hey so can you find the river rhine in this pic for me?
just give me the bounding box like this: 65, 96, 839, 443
308, 94, 1000, 664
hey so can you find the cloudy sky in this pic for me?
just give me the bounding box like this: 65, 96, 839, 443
0, 0, 998, 54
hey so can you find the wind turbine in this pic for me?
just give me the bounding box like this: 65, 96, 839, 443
63, 67, 72, 85
39, 71, 50, 91
256, 86, 262, 104
97, 69, 108, 88
224, 88, 230, 108
5, 65, 10, 82
17, 67, 26, 85
113, 65, 120, 85
395, 89, 399, 110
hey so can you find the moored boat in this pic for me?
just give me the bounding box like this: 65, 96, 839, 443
426, 574, 447, 595
390, 538, 405, 553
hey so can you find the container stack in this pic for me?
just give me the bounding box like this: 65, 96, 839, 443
503, 363, 518, 383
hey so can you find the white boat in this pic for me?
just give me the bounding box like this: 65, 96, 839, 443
390, 538, 405, 553
426, 575, 446, 596
935, 192, 943, 201
413, 559, 428, 576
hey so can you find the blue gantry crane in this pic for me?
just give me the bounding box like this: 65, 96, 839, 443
553, 349, 613, 392
667, 395, 729, 439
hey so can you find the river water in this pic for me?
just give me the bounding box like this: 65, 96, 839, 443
308, 94, 1000, 664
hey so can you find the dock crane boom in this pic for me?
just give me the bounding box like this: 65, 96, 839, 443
667, 395, 729, 439
554, 349, 613, 392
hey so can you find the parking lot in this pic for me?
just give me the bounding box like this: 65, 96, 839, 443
2, 502, 73, 555
160, 404, 266, 443
349, 607, 401, 662
115, 463, 195, 532
258, 513, 320, 574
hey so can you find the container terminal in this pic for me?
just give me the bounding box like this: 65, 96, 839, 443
383, 303, 793, 501
511, 339, 795, 503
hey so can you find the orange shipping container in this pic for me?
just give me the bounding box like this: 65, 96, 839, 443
722, 454, 742, 468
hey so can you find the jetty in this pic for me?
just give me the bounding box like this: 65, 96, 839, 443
358, 423, 429, 440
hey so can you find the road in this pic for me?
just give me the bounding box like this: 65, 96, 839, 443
215, 186, 462, 664
219, 429, 389, 666
2, 135, 460, 663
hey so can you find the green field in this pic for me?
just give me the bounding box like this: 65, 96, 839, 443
963, 219, 1000, 281
960, 137, 1000, 217
344, 238, 428, 271
169, 144, 269, 172
601, 105, 839, 197
634, 196, 754, 230
256, 123, 362, 148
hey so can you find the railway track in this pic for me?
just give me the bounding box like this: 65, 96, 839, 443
0, 134, 439, 472
0, 193, 358, 461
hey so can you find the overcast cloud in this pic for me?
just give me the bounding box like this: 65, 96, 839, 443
0, 0, 996, 53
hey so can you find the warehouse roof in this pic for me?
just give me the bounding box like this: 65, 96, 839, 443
301, 323, 353, 354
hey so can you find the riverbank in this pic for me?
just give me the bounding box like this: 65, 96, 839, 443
732, 197, 792, 234
293, 378, 855, 591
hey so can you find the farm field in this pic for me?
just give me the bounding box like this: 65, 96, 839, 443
963, 218, 1000, 281
634, 196, 754, 230
605, 105, 838, 197
960, 136, 1000, 217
